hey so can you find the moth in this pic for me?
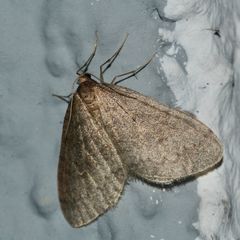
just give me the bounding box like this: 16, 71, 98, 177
55, 34, 223, 228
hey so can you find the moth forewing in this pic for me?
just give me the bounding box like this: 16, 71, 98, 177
58, 88, 127, 228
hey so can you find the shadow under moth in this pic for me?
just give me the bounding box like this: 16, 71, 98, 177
55, 34, 223, 228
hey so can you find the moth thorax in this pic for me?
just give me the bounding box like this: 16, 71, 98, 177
78, 86, 96, 104
78, 73, 91, 84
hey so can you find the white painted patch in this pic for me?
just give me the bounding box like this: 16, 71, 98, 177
157, 0, 239, 239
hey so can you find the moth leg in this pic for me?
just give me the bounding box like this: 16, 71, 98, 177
111, 54, 155, 85
52, 93, 72, 103
76, 32, 98, 75
100, 33, 128, 83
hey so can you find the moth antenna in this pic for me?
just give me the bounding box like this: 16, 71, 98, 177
111, 53, 156, 85
76, 31, 98, 75
100, 33, 129, 83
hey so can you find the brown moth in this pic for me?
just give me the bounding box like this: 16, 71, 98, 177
56, 35, 223, 228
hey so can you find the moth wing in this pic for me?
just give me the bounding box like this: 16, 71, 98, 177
58, 94, 127, 227
96, 84, 223, 185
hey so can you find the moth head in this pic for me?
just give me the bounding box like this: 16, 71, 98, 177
78, 73, 92, 85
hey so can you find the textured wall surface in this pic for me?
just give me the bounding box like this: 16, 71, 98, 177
0, 0, 239, 239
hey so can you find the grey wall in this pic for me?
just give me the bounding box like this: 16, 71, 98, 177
0, 0, 239, 239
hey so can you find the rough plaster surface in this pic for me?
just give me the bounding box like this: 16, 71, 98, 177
0, 0, 239, 239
